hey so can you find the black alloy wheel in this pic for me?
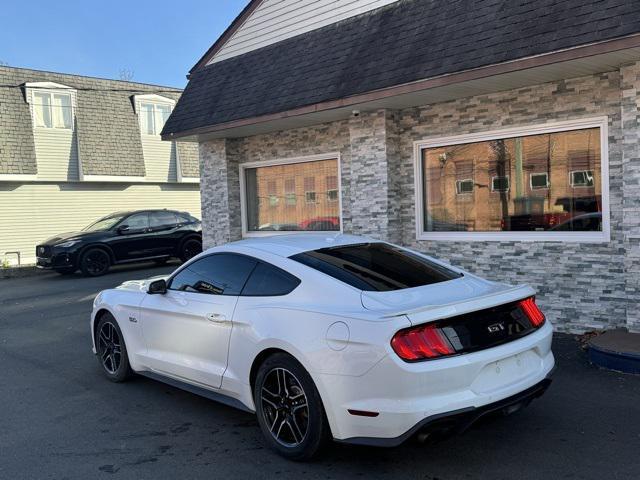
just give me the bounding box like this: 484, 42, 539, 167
81, 248, 110, 276
98, 321, 122, 375
254, 353, 329, 460
180, 238, 202, 262
95, 313, 132, 382
260, 368, 310, 447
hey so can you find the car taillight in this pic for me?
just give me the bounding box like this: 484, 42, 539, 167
391, 324, 456, 361
519, 297, 545, 328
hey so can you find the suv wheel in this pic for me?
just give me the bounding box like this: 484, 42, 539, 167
80, 248, 111, 277
254, 353, 329, 460
180, 238, 202, 262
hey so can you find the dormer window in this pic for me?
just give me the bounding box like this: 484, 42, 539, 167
34, 92, 72, 129
25, 82, 75, 130
140, 102, 171, 135
134, 95, 175, 136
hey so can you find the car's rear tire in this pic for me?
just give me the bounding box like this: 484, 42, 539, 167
95, 313, 132, 382
253, 353, 329, 461
180, 237, 202, 263
80, 248, 111, 277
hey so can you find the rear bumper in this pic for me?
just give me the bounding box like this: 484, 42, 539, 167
316, 321, 555, 443
339, 371, 553, 447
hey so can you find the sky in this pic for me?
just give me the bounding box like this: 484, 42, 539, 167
0, 0, 250, 88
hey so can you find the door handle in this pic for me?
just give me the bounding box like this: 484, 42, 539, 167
206, 312, 228, 323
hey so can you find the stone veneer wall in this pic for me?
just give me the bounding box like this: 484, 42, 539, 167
199, 65, 640, 332
620, 62, 640, 332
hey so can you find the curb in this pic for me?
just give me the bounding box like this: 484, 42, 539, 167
588, 330, 640, 375
0, 266, 43, 280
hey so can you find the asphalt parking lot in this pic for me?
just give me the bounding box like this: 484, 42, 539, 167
1, 263, 639, 479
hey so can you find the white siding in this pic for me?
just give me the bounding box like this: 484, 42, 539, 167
0, 183, 201, 265
34, 128, 79, 181
141, 136, 178, 182
208, 0, 399, 64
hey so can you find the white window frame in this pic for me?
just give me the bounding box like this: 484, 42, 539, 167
530, 172, 550, 190
490, 175, 510, 192
413, 117, 610, 243
455, 178, 474, 195
239, 152, 343, 237
569, 170, 595, 188
305, 191, 317, 204
327, 189, 339, 202
25, 82, 76, 131
133, 94, 176, 136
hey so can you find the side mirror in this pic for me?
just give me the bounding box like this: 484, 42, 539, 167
117, 225, 130, 235
148, 279, 167, 295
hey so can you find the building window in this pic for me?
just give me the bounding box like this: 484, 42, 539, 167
285, 178, 297, 205
530, 172, 549, 189
570, 170, 594, 187
326, 175, 338, 202
267, 180, 279, 207
242, 155, 341, 234
415, 118, 609, 241
33, 91, 73, 129
491, 176, 510, 192
456, 179, 474, 195
139, 102, 172, 135
304, 177, 317, 204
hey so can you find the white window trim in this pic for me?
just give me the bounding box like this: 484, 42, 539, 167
530, 172, 550, 190
569, 169, 595, 188
490, 175, 510, 192
413, 117, 610, 243
0, 174, 39, 181
455, 178, 474, 195
239, 152, 343, 237
133, 94, 176, 136
25, 82, 76, 131
82, 175, 147, 183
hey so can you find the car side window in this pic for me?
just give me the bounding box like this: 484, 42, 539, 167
241, 262, 301, 296
123, 213, 149, 231
150, 211, 178, 229
168, 253, 257, 296
177, 212, 198, 224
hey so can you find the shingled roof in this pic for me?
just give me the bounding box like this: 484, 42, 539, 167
163, 0, 640, 138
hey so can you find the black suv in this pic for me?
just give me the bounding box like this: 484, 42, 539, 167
36, 210, 202, 276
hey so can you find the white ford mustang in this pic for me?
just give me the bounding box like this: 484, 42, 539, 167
91, 234, 555, 460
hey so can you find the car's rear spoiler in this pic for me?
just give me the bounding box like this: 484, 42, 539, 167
379, 284, 536, 325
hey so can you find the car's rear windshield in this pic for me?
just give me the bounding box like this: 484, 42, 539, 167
289, 243, 462, 292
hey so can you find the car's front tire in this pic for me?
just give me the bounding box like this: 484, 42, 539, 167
253, 353, 329, 461
95, 313, 132, 382
80, 248, 111, 277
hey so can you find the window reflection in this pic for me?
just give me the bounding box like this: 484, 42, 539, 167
245, 159, 341, 232
422, 128, 602, 232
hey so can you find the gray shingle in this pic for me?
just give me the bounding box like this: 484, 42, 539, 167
1, 66, 183, 177
164, 0, 640, 136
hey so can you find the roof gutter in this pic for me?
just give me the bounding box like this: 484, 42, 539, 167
164, 33, 640, 141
